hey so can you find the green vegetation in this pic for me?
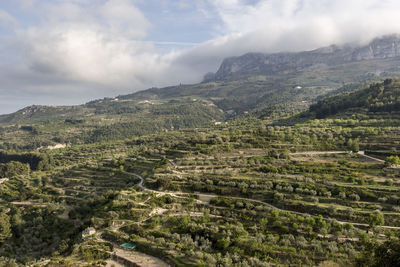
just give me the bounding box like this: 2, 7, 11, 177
0, 151, 53, 171
0, 161, 30, 177
0, 115, 398, 266
357, 239, 400, 267
386, 155, 400, 166
1, 74, 400, 266
310, 79, 400, 118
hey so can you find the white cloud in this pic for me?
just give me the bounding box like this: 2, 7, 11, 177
99, 0, 151, 38
208, 0, 400, 52
5, 0, 161, 95
0, 9, 17, 29
19, 26, 154, 85
161, 0, 400, 82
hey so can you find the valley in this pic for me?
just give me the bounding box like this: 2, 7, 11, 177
1, 38, 400, 266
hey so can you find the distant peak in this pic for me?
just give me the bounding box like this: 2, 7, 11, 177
204, 34, 400, 82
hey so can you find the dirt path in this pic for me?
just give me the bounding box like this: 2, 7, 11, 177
11, 201, 47, 207
106, 259, 124, 267
112, 248, 170, 267
291, 151, 348, 155
357, 151, 385, 163
95, 232, 171, 267
180, 150, 384, 164
129, 171, 400, 230
290, 150, 385, 163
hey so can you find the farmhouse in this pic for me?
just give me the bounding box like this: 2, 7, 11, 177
81, 227, 96, 239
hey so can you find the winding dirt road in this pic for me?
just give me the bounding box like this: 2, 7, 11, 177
126, 168, 400, 230
292, 150, 385, 163
99, 151, 396, 266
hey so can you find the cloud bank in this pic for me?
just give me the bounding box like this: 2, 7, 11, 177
1, 0, 400, 113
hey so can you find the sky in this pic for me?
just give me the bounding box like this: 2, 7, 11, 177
1, 0, 400, 114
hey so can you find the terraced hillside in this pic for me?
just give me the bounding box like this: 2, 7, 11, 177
0, 109, 400, 266
5, 38, 400, 152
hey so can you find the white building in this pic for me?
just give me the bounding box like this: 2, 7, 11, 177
82, 227, 96, 239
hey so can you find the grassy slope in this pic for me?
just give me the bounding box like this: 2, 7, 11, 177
1, 57, 400, 151
309, 78, 400, 118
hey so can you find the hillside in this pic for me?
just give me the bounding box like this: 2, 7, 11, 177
0, 98, 225, 150
3, 37, 400, 150
3, 2, 400, 266
1, 111, 400, 266
309, 78, 400, 118
1, 54, 400, 267
3, 37, 400, 125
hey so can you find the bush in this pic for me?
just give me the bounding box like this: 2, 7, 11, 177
0, 161, 30, 177
79, 247, 110, 261
384, 179, 393, 186
259, 165, 278, 173
385, 156, 400, 166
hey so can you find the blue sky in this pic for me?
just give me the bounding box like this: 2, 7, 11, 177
137, 1, 219, 46
0, 0, 400, 114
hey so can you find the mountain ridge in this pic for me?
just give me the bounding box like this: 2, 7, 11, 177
205, 35, 400, 82
3, 34, 400, 143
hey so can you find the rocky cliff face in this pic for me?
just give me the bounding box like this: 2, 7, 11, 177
205, 35, 400, 82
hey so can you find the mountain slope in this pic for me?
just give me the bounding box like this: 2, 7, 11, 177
309, 78, 400, 118
205, 35, 400, 82
3, 35, 400, 124
125, 36, 400, 117
3, 36, 400, 150
0, 98, 225, 150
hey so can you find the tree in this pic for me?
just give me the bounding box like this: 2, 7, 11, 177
347, 139, 359, 152
217, 237, 231, 250
371, 239, 400, 266
260, 218, 268, 233
267, 150, 279, 159
368, 211, 384, 229
356, 239, 400, 267
384, 179, 393, 186
385, 155, 400, 166
0, 257, 18, 267
156, 177, 171, 190
338, 192, 346, 199
279, 149, 291, 159
0, 212, 11, 243
0, 161, 30, 177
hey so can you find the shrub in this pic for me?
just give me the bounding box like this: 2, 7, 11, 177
385, 155, 400, 166
259, 165, 278, 173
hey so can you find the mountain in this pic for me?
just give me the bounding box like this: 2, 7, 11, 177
121, 34, 400, 116
205, 35, 400, 82
3, 35, 400, 150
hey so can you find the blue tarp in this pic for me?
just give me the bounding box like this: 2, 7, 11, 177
121, 243, 136, 249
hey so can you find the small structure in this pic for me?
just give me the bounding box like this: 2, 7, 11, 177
0, 178, 9, 184
82, 227, 96, 239
120, 243, 136, 250
138, 100, 153, 105
46, 144, 67, 150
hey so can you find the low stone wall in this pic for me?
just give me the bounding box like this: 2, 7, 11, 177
111, 253, 140, 267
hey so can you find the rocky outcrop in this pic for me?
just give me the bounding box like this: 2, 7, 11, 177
204, 35, 400, 82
